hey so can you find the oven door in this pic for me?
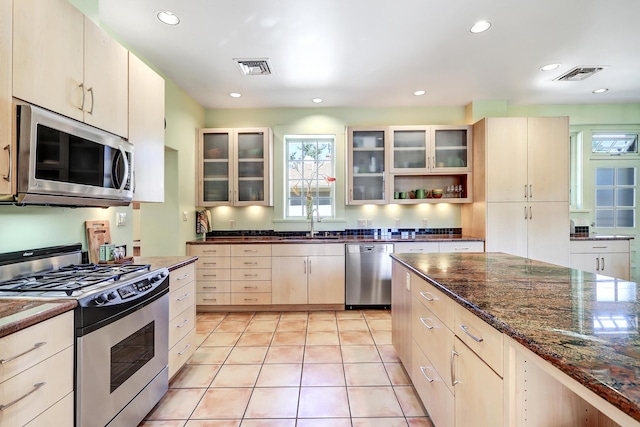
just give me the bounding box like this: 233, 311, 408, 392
76, 292, 168, 427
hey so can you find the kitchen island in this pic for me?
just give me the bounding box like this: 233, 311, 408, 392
391, 252, 639, 427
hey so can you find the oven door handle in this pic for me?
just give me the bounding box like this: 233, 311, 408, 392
0, 342, 46, 365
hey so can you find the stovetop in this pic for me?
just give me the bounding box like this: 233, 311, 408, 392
0, 263, 151, 296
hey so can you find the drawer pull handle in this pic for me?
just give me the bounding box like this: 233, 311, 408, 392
419, 291, 435, 302
203, 274, 217, 278
176, 293, 190, 301
176, 273, 190, 281
0, 342, 46, 364
203, 298, 217, 301
419, 317, 434, 330
244, 262, 258, 265
0, 382, 46, 411
459, 324, 484, 342
245, 298, 258, 301
178, 344, 192, 355
244, 249, 258, 253
419, 366, 435, 383
453, 247, 469, 251
450, 350, 459, 386
176, 319, 189, 328
203, 286, 218, 290
244, 286, 258, 289
203, 250, 219, 253
409, 248, 424, 252
592, 246, 608, 249
244, 274, 258, 277
203, 262, 218, 266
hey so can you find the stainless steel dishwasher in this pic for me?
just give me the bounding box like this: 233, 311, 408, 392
345, 243, 394, 309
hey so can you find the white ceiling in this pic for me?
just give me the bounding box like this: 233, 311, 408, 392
98, 0, 640, 110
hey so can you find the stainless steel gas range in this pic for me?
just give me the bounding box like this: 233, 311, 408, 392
0, 244, 169, 427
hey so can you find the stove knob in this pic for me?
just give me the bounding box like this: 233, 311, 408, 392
150, 276, 158, 283
107, 292, 117, 300
95, 294, 108, 305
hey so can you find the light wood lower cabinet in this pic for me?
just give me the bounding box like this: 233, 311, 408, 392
0, 311, 74, 426
189, 244, 231, 307
570, 239, 631, 280
168, 262, 196, 379
391, 262, 413, 368
230, 245, 272, 305
271, 244, 345, 305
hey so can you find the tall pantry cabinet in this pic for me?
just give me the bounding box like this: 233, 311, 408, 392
462, 117, 570, 267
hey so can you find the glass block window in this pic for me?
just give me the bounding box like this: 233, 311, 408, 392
592, 133, 638, 155
285, 135, 335, 218
595, 167, 636, 228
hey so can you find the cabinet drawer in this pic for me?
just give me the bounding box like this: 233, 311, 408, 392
0, 311, 73, 383
231, 244, 271, 257
412, 296, 455, 390
169, 281, 195, 321
411, 275, 454, 330
231, 268, 271, 281
197, 292, 231, 305
454, 304, 503, 377
169, 263, 195, 290
394, 242, 439, 254
439, 241, 484, 253
189, 245, 230, 257
231, 292, 271, 305
411, 341, 454, 427
24, 392, 73, 427
197, 268, 231, 281
197, 281, 231, 293
231, 256, 272, 269
197, 257, 231, 269
169, 305, 195, 347
272, 243, 344, 257
231, 281, 272, 293
169, 329, 196, 380
0, 346, 73, 427
570, 240, 630, 254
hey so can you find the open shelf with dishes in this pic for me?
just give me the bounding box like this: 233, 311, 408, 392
391, 173, 471, 204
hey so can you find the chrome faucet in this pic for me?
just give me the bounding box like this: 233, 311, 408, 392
308, 208, 321, 237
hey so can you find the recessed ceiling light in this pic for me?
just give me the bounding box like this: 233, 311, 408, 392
540, 63, 561, 72
413, 90, 426, 96
157, 11, 180, 25
470, 20, 491, 34
592, 88, 609, 94
229, 92, 242, 98
312, 98, 323, 104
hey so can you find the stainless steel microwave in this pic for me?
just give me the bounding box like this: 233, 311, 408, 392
14, 104, 134, 207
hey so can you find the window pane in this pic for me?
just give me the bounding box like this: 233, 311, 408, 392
595, 168, 614, 186
616, 209, 635, 228
595, 210, 614, 227
595, 189, 614, 207
616, 188, 635, 207
617, 168, 636, 186
592, 133, 638, 154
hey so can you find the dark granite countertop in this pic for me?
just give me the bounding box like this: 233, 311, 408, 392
133, 256, 198, 271
0, 299, 77, 338
188, 234, 484, 245
570, 234, 634, 241
391, 252, 640, 422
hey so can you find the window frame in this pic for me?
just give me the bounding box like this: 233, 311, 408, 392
594, 166, 636, 228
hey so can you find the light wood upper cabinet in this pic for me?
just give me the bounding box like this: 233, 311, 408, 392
197, 128, 273, 207
0, 0, 12, 195
130, 53, 165, 203
13, 0, 128, 138
347, 127, 389, 205
485, 117, 528, 202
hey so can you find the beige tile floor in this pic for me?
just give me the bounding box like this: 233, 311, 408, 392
140, 310, 435, 427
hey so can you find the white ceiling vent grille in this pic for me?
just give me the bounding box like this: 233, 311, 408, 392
553, 66, 605, 81
234, 58, 272, 76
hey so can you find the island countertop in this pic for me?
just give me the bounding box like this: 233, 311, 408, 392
391, 251, 640, 423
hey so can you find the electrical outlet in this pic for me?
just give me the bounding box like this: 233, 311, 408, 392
366, 219, 372, 228
116, 212, 127, 226
357, 219, 367, 228
395, 218, 400, 228
422, 218, 429, 228
183, 211, 188, 222
229, 219, 236, 229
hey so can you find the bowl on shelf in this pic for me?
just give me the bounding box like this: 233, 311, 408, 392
206, 147, 222, 159
432, 188, 443, 199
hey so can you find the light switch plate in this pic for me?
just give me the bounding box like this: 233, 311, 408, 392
116, 212, 127, 226
405, 272, 411, 291
357, 219, 367, 228
183, 211, 188, 222
422, 218, 428, 227
229, 219, 236, 228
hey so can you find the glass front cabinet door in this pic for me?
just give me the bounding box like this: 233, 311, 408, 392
347, 127, 388, 204
197, 127, 272, 207
390, 125, 471, 173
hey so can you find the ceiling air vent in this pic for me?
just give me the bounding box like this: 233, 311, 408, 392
553, 66, 605, 81
234, 58, 272, 76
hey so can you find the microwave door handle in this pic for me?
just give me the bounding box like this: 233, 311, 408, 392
116, 146, 130, 191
